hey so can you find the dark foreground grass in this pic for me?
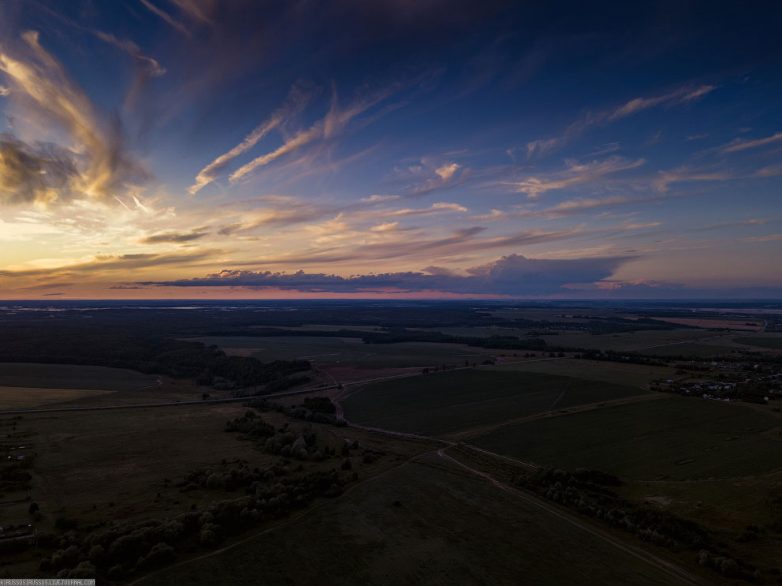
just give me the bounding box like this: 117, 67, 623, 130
342, 369, 643, 436
0, 362, 156, 391
735, 336, 782, 350
139, 454, 684, 586
473, 396, 781, 481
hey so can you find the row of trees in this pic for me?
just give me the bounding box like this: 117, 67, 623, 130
39, 467, 347, 580
521, 467, 760, 581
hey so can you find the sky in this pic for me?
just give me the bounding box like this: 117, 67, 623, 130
0, 0, 781, 300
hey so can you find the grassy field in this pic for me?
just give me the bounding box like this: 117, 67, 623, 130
540, 329, 710, 351
473, 396, 782, 481
140, 453, 685, 586
0, 363, 156, 391
639, 343, 743, 358
493, 358, 675, 389
190, 336, 492, 368
0, 398, 431, 579
342, 369, 645, 436
0, 386, 114, 409
734, 336, 782, 350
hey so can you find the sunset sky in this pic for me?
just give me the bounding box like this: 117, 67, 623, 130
1, 1, 780, 299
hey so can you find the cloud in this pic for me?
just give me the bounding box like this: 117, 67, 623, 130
93, 31, 166, 77
140, 253, 631, 296
229, 85, 399, 184
720, 131, 782, 154
653, 166, 732, 192
435, 162, 460, 181
0, 31, 147, 205
745, 233, 782, 243
397, 158, 466, 196
513, 156, 644, 198
526, 84, 715, 159
387, 201, 468, 217
139, 0, 192, 36
169, 0, 217, 24
189, 84, 312, 194
361, 194, 400, 203
0, 85, 9, 96
607, 85, 715, 121
525, 137, 562, 159
0, 135, 80, 205
140, 228, 209, 244
0, 249, 219, 278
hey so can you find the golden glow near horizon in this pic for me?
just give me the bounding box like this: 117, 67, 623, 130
1, 2, 781, 299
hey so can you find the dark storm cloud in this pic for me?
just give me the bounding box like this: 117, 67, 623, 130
141, 253, 630, 295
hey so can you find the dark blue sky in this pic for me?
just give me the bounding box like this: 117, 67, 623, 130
0, 1, 780, 298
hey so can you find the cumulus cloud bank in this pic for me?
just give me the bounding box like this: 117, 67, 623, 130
141, 253, 630, 295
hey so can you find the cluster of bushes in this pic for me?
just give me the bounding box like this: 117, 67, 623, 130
524, 468, 708, 550
523, 467, 761, 581
39, 468, 346, 580
178, 459, 275, 492
264, 374, 312, 393
579, 350, 666, 366
697, 550, 756, 579
224, 411, 337, 460
224, 410, 275, 439
263, 430, 328, 460
246, 397, 345, 426
0, 461, 32, 493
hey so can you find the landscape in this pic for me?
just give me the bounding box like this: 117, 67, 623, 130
0, 300, 780, 584
1, 1, 781, 584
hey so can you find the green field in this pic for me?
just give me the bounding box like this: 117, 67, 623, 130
734, 336, 782, 350
140, 454, 684, 586
494, 358, 675, 388
342, 370, 645, 436
0, 362, 156, 391
473, 396, 782, 480
190, 336, 492, 367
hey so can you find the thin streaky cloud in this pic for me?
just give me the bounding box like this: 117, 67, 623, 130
189, 84, 312, 194
526, 84, 715, 159
720, 131, 782, 154
229, 85, 399, 183
139, 0, 191, 36
93, 31, 166, 77
513, 156, 645, 198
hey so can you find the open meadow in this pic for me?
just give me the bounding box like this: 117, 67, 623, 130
0, 363, 157, 391
139, 452, 691, 586
341, 369, 647, 437
189, 336, 493, 368
471, 396, 782, 481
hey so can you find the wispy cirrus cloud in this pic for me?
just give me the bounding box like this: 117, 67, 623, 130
139, 0, 192, 36
0, 31, 147, 205
0, 249, 220, 278
189, 84, 312, 194
228, 84, 401, 184
387, 201, 468, 217
93, 31, 166, 77
525, 84, 715, 159
720, 131, 782, 154
653, 166, 732, 192
512, 156, 645, 198
140, 228, 209, 244
607, 85, 715, 121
